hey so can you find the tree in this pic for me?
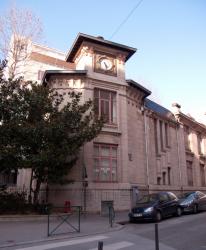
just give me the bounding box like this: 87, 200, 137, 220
0, 59, 7, 79
0, 71, 103, 204
0, 4, 43, 78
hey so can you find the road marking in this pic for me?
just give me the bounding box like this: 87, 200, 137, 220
89, 241, 134, 250
16, 235, 108, 250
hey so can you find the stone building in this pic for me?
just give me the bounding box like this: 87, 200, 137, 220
4, 37, 74, 82
2, 33, 206, 213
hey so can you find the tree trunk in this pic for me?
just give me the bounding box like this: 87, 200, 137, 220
28, 169, 34, 204
45, 183, 49, 204
33, 178, 41, 204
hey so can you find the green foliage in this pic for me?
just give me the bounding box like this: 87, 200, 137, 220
0, 190, 52, 214
0, 190, 27, 214
0, 65, 103, 204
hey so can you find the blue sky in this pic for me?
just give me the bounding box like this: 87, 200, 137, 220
1, 0, 206, 122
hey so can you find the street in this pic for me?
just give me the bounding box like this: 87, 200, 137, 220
3, 211, 206, 250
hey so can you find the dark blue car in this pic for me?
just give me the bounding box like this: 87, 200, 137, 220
178, 191, 206, 214
129, 191, 182, 222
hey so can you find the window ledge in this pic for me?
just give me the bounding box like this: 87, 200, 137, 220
199, 154, 206, 159
101, 126, 121, 135
104, 123, 118, 129
93, 181, 118, 183
185, 149, 194, 156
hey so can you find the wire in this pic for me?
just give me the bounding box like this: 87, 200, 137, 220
109, 0, 144, 39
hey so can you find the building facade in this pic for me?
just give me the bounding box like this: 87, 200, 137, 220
3, 33, 206, 213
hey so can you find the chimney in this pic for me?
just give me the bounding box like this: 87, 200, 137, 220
97, 36, 104, 40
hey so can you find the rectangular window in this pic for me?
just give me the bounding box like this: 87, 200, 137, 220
159, 120, 164, 150
155, 121, 170, 153
168, 167, 171, 185
165, 123, 170, 147
200, 164, 206, 186
94, 89, 117, 124
0, 171, 17, 186
197, 133, 203, 155
184, 126, 190, 150
93, 143, 117, 182
154, 119, 159, 155
187, 161, 193, 186
162, 172, 166, 185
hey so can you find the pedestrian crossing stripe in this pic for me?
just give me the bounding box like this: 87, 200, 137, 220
89, 241, 134, 250
16, 235, 108, 250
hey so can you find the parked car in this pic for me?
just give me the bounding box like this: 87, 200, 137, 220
178, 191, 206, 214
0, 184, 7, 191
128, 191, 182, 222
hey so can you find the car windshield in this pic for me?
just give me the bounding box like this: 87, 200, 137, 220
179, 192, 195, 200
137, 194, 158, 204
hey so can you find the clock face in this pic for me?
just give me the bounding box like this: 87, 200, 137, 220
94, 53, 117, 76
99, 57, 113, 71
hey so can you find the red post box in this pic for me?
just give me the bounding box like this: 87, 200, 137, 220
64, 200, 71, 213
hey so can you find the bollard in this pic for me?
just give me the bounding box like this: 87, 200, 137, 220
109, 206, 112, 227
108, 206, 115, 227
155, 223, 159, 250
47, 211, 50, 237
98, 241, 103, 250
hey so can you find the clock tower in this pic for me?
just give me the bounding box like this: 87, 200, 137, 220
41, 33, 152, 213
66, 33, 136, 83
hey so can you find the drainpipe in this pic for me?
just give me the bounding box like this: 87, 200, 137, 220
82, 145, 88, 213
143, 106, 150, 192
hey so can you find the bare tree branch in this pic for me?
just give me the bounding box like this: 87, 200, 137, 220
0, 4, 43, 78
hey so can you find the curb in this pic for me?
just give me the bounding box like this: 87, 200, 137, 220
0, 215, 48, 222
0, 222, 124, 249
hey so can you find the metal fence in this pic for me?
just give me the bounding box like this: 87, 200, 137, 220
47, 205, 82, 236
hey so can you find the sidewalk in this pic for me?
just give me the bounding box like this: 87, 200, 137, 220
0, 211, 129, 248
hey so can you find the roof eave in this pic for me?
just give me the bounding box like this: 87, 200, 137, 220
178, 112, 206, 130
66, 33, 137, 63
41, 70, 87, 86
126, 79, 151, 98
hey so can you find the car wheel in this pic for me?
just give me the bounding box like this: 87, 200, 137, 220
176, 207, 182, 217
155, 211, 162, 222
129, 217, 135, 223
193, 204, 198, 214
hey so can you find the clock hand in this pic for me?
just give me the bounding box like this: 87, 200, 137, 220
104, 62, 108, 69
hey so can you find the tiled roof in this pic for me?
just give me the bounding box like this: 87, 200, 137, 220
145, 99, 174, 119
